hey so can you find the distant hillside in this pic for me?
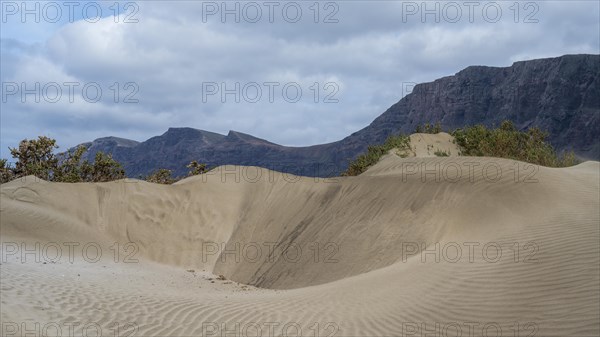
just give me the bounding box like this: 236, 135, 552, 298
79, 128, 340, 178
77, 54, 600, 177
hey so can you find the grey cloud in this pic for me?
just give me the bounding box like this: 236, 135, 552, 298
1, 0, 598, 159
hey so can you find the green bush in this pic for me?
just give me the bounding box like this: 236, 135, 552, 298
187, 160, 207, 176
452, 120, 578, 167
434, 149, 450, 157
143, 160, 208, 184
49, 146, 124, 183
2, 137, 125, 183
342, 134, 411, 176
144, 168, 176, 184
342, 120, 578, 177
0, 159, 15, 184
53, 146, 88, 182
415, 122, 442, 134
84, 152, 125, 182
9, 136, 58, 180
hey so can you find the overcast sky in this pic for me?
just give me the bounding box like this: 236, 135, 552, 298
1, 0, 599, 158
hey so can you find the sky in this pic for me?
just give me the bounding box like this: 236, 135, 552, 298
1, 0, 599, 158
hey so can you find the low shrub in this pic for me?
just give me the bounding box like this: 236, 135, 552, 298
144, 169, 176, 184
342, 134, 411, 176
452, 120, 578, 167
1, 136, 206, 184
434, 149, 450, 157
414, 122, 442, 134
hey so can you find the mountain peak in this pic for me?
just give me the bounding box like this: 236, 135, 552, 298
91, 136, 139, 148
162, 127, 226, 144
226, 130, 275, 145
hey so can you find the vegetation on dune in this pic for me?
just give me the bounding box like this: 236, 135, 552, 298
452, 120, 578, 167
50, 145, 126, 183
142, 160, 209, 184
1, 136, 124, 183
187, 160, 207, 176
0, 136, 207, 184
434, 149, 450, 157
414, 122, 442, 134
0, 121, 580, 183
343, 120, 578, 177
84, 151, 126, 182
143, 168, 176, 184
0, 159, 15, 183
53, 145, 89, 183
9, 136, 59, 181
342, 134, 412, 176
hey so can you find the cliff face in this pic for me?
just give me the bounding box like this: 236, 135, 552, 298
78, 54, 600, 177
349, 54, 599, 159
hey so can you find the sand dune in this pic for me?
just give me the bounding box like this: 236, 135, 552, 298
1, 135, 599, 336
407, 132, 460, 157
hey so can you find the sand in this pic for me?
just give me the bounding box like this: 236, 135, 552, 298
408, 132, 460, 157
1, 134, 599, 336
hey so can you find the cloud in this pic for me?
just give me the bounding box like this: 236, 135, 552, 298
1, 0, 598, 159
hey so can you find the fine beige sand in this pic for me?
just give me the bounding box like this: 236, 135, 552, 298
408, 132, 460, 157
1, 134, 599, 336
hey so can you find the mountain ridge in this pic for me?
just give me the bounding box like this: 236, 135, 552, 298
77, 54, 600, 177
